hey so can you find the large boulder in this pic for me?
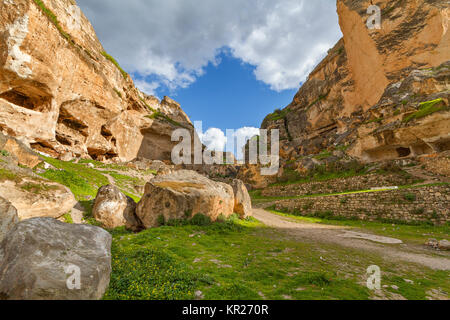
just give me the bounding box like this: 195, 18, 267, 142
0, 197, 18, 243
0, 160, 77, 220
136, 170, 235, 228
92, 185, 136, 229
0, 218, 111, 300
230, 179, 252, 219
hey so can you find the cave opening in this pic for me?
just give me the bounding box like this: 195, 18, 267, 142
396, 147, 412, 158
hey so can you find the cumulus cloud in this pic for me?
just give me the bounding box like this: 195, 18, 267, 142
198, 128, 227, 152
197, 126, 260, 159
77, 0, 341, 93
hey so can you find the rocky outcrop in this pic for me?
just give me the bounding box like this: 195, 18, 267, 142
262, 0, 450, 164
92, 185, 136, 229
0, 197, 18, 243
230, 179, 252, 219
0, 0, 196, 163
136, 170, 235, 228
0, 218, 111, 300
0, 158, 76, 220
0, 133, 42, 168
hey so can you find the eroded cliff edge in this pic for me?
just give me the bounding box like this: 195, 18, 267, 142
262, 0, 449, 163
0, 0, 195, 162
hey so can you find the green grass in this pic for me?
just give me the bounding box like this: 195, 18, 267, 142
403, 98, 447, 123
0, 150, 9, 157
105, 216, 449, 300
146, 112, 187, 128
273, 160, 371, 186
267, 209, 450, 245
20, 182, 59, 194
62, 213, 74, 224
0, 167, 20, 182
251, 183, 449, 204
313, 150, 333, 160
32, 0, 73, 44
264, 108, 290, 122
101, 51, 128, 79
37, 156, 109, 199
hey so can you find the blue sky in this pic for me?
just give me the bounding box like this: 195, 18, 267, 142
134, 51, 297, 132
77, 0, 342, 154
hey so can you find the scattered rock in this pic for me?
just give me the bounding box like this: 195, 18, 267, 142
0, 197, 18, 243
0, 218, 111, 300
194, 290, 204, 300
391, 285, 399, 290
426, 238, 439, 249
230, 179, 252, 219
92, 185, 137, 229
136, 170, 235, 228
438, 240, 450, 251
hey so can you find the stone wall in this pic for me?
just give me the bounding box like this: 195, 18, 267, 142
271, 185, 450, 225
262, 173, 419, 197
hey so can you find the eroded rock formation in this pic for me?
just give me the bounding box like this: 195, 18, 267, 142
262, 0, 449, 163
136, 170, 235, 228
0, 0, 196, 162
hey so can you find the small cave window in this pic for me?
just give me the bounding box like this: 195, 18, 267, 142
396, 147, 411, 158
0, 89, 51, 112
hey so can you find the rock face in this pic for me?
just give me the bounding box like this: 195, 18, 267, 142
0, 133, 42, 169
0, 0, 196, 162
92, 185, 136, 229
0, 159, 76, 220
0, 197, 18, 243
230, 179, 252, 219
136, 170, 235, 228
262, 0, 450, 163
0, 218, 111, 300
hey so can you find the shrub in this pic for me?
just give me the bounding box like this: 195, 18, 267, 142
0, 150, 9, 157
403, 98, 447, 123
404, 193, 417, 202
190, 214, 212, 226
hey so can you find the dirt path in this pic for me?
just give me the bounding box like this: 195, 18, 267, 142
253, 208, 450, 271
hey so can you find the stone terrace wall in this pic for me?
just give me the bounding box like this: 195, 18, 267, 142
262, 173, 419, 197
272, 185, 450, 225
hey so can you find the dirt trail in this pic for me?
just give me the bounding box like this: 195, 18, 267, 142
253, 208, 450, 271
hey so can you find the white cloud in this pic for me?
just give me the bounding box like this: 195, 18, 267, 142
134, 80, 160, 96
197, 126, 260, 159
198, 128, 227, 152
78, 0, 341, 92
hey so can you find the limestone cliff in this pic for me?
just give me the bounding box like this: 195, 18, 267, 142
0, 0, 195, 162
263, 0, 449, 163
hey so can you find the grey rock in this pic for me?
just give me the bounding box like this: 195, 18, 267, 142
0, 218, 111, 300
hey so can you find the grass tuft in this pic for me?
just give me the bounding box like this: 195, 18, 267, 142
101, 51, 128, 79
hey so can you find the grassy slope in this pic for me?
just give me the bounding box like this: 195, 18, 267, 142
31, 157, 449, 300
106, 216, 449, 300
